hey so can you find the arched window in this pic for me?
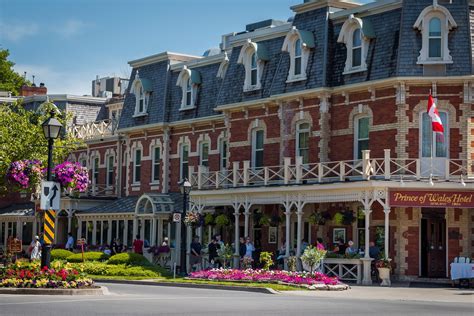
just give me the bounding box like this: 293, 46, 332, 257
199, 142, 209, 167
106, 155, 114, 187
352, 29, 362, 68
413, 4, 456, 64
428, 18, 442, 58
180, 143, 189, 180
294, 39, 302, 76
176, 66, 201, 110
296, 122, 310, 164
250, 53, 258, 86
219, 138, 228, 170
151, 146, 161, 183
252, 129, 264, 168
354, 117, 369, 160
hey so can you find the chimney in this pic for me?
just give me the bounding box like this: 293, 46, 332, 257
20, 83, 48, 96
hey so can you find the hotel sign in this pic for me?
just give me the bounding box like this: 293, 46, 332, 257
389, 190, 474, 208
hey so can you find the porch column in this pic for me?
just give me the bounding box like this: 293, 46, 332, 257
67, 212, 73, 235
100, 221, 104, 244
132, 217, 138, 240
384, 208, 390, 259
157, 218, 163, 245
296, 208, 303, 270
107, 219, 112, 244
233, 208, 240, 268
140, 219, 145, 241
151, 217, 157, 246
244, 209, 250, 238
77, 220, 82, 239
32, 218, 37, 240
92, 221, 97, 245
4, 222, 8, 246
362, 207, 373, 285
284, 204, 292, 270
123, 219, 128, 246
16, 220, 22, 239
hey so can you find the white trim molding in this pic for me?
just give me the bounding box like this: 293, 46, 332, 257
337, 14, 372, 75
217, 52, 230, 79
282, 27, 314, 83
413, 2, 457, 65
131, 72, 150, 117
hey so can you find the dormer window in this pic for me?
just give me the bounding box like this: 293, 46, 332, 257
282, 27, 314, 83
413, 3, 456, 64
337, 15, 374, 75
237, 39, 269, 92
177, 66, 201, 110
131, 73, 152, 117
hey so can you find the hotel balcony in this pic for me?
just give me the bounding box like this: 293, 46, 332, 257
189, 149, 473, 191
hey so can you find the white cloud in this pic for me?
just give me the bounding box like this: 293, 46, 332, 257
55, 20, 89, 38
0, 22, 39, 41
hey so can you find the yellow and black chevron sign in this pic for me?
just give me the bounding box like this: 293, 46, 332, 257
43, 209, 55, 244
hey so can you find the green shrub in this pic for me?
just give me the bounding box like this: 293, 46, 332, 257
66, 251, 109, 263
300, 245, 326, 274
68, 261, 161, 277
259, 252, 274, 271
107, 253, 149, 266
51, 249, 74, 261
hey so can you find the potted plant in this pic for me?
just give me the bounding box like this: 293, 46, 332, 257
204, 213, 215, 226
217, 244, 234, 268
333, 212, 344, 225
215, 214, 230, 227
375, 258, 392, 286
287, 256, 297, 272
259, 251, 274, 271
342, 210, 355, 225
300, 245, 327, 274
259, 214, 271, 226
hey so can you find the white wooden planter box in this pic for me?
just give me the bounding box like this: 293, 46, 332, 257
321, 258, 363, 284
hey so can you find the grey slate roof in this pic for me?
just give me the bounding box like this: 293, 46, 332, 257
0, 203, 35, 216
117, 0, 473, 130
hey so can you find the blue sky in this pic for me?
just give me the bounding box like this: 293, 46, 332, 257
1, 0, 372, 95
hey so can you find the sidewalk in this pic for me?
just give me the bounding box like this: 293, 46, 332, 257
284, 283, 474, 304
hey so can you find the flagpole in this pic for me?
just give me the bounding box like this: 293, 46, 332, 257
430, 90, 433, 184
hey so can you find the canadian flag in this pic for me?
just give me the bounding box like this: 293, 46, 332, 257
427, 94, 444, 134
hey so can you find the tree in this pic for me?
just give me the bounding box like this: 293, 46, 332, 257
0, 100, 83, 195
0, 49, 30, 96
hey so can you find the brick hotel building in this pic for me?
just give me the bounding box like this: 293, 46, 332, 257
1, 0, 473, 284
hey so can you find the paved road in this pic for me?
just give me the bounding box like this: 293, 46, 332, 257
0, 282, 472, 316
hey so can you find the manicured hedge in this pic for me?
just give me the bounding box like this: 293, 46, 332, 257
51, 249, 74, 261
66, 251, 109, 263
67, 261, 163, 278
107, 253, 149, 266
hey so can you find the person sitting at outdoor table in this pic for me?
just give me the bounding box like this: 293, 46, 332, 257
276, 241, 286, 267
369, 241, 381, 259
345, 240, 356, 256
158, 240, 171, 254
208, 237, 218, 268
316, 238, 325, 250
245, 236, 255, 259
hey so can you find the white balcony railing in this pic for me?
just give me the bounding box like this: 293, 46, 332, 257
189, 149, 474, 190
67, 119, 117, 140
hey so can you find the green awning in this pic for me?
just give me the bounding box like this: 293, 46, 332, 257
298, 30, 315, 48
362, 18, 375, 39
190, 70, 202, 84
140, 78, 153, 92
255, 43, 270, 61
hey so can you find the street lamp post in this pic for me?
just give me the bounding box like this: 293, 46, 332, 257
179, 179, 192, 275
40, 111, 62, 269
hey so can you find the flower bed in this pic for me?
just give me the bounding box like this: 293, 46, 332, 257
189, 268, 344, 288
0, 261, 94, 289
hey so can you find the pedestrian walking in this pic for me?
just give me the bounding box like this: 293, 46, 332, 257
30, 236, 41, 261
65, 232, 74, 251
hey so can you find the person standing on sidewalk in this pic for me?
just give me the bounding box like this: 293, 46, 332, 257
65, 232, 74, 252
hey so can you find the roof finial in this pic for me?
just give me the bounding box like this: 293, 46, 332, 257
433, 0, 438, 7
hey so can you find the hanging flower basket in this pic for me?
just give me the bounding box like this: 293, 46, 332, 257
215, 214, 230, 227
259, 214, 271, 226
204, 213, 215, 226
333, 212, 344, 225
184, 211, 202, 227
6, 160, 44, 191
53, 161, 89, 194
342, 210, 355, 225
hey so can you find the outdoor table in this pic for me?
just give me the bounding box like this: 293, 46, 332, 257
450, 263, 474, 280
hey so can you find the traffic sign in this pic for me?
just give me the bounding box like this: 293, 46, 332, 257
40, 181, 61, 211
43, 209, 56, 245
77, 238, 86, 246
172, 213, 182, 223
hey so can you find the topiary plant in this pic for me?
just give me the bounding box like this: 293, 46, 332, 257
107, 253, 150, 266
66, 251, 109, 263
51, 249, 74, 261
259, 251, 274, 271
300, 245, 326, 274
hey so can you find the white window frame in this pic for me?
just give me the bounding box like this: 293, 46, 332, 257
176, 66, 198, 110
180, 143, 189, 180
337, 16, 370, 74
296, 122, 310, 164
413, 4, 456, 65
353, 116, 370, 160
219, 138, 228, 170
92, 156, 99, 185
132, 76, 149, 117
151, 146, 161, 184
351, 29, 362, 68
79, 158, 87, 168
282, 27, 313, 83
199, 142, 209, 167
419, 111, 449, 159
106, 155, 114, 188
251, 129, 264, 168
133, 148, 142, 184
237, 40, 266, 92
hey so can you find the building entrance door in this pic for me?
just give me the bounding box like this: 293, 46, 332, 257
420, 208, 446, 278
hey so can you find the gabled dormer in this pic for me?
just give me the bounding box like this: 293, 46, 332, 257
131, 72, 152, 117
237, 39, 269, 92
176, 66, 201, 110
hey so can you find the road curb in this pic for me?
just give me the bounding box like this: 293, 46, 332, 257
0, 286, 106, 296
93, 279, 278, 294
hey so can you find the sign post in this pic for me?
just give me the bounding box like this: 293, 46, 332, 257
172, 213, 182, 223
77, 238, 86, 263
40, 181, 61, 268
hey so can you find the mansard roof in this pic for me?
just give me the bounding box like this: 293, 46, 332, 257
117, 0, 473, 131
